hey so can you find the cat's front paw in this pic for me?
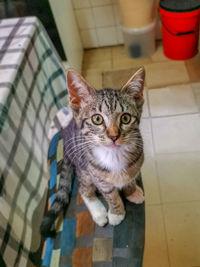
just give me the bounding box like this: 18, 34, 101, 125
126, 185, 144, 204
82, 196, 108, 227
108, 210, 125, 226
92, 208, 108, 227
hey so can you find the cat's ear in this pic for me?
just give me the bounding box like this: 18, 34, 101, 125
66, 69, 95, 110
121, 67, 145, 111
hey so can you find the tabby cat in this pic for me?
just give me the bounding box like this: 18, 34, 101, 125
40, 67, 145, 237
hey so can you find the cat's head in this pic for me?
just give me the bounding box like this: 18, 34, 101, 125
66, 68, 145, 149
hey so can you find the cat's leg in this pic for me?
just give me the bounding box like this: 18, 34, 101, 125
123, 179, 144, 204
79, 182, 108, 227
101, 189, 125, 226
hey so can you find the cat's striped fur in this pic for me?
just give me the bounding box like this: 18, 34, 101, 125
40, 68, 145, 237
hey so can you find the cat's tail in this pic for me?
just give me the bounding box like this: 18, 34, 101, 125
40, 159, 74, 238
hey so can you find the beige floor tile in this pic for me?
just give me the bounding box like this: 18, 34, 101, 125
112, 57, 152, 71
145, 61, 190, 89
141, 158, 161, 205
83, 47, 112, 63
191, 82, 200, 111
82, 69, 103, 89
112, 45, 128, 60
140, 119, 154, 158
151, 41, 170, 62
102, 68, 138, 88
163, 202, 200, 267
185, 53, 200, 82
82, 59, 112, 72
143, 205, 170, 267
83, 47, 112, 71
149, 84, 198, 117
156, 152, 200, 203
112, 45, 152, 70
152, 114, 200, 154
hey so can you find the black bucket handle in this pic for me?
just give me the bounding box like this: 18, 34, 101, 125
162, 22, 198, 36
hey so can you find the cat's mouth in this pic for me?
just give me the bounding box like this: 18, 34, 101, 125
106, 143, 118, 148
105, 141, 122, 148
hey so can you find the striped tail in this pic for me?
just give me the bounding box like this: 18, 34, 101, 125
40, 159, 74, 238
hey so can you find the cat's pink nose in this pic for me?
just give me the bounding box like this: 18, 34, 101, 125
109, 135, 119, 142
106, 127, 120, 142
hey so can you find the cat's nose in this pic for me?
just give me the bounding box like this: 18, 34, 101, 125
109, 135, 120, 142
106, 127, 120, 142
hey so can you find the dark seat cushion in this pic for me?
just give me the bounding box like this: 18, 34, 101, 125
42, 129, 145, 267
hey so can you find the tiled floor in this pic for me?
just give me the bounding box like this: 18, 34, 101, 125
82, 41, 200, 267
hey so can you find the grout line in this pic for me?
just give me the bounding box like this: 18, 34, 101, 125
111, 48, 114, 70
147, 80, 198, 90
154, 149, 200, 156
146, 199, 200, 207
149, 111, 200, 119
144, 87, 151, 115
144, 87, 152, 118
145, 87, 156, 157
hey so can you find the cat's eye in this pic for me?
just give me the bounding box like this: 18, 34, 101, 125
121, 113, 131, 124
91, 114, 104, 125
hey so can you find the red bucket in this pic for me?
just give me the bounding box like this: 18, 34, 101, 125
159, 7, 200, 60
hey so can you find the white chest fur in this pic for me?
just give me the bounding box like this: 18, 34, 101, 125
92, 145, 128, 174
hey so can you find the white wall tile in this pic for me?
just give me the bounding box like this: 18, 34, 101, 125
90, 0, 112, 7
75, 8, 95, 29
80, 29, 99, 48
93, 5, 115, 27
96, 27, 118, 46
72, 0, 161, 49
72, 0, 91, 9
49, 0, 83, 72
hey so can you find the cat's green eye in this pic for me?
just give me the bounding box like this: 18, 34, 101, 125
121, 113, 131, 124
91, 114, 104, 125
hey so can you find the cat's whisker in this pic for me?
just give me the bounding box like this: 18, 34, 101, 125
64, 135, 98, 147
64, 142, 93, 158
63, 137, 90, 149
64, 134, 96, 143
66, 147, 88, 168
63, 138, 85, 146
64, 140, 92, 152
68, 144, 92, 167
63, 142, 90, 159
